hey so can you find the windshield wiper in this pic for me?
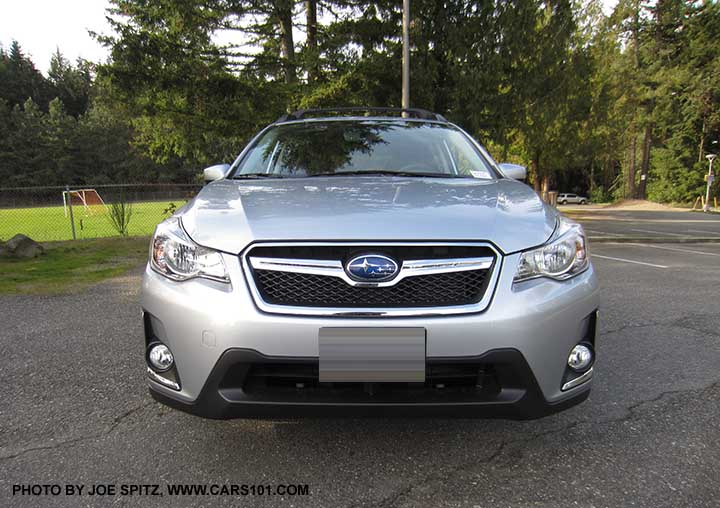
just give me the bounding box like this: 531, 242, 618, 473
233, 173, 287, 179
305, 170, 464, 178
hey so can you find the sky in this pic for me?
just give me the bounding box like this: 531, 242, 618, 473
0, 0, 112, 73
1, 0, 620, 75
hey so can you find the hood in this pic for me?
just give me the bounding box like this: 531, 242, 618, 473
179, 177, 558, 255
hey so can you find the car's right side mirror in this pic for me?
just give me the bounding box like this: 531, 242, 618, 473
203, 163, 231, 183
498, 163, 527, 181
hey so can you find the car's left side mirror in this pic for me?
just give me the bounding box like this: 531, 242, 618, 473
498, 163, 527, 181
203, 163, 231, 183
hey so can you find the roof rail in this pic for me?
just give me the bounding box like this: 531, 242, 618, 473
275, 107, 447, 123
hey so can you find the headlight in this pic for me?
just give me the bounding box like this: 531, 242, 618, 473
514, 216, 589, 282
150, 218, 229, 283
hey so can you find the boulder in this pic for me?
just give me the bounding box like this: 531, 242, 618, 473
6, 234, 45, 259
0, 241, 8, 257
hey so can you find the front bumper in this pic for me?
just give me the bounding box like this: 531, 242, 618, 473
141, 251, 600, 419
148, 348, 591, 419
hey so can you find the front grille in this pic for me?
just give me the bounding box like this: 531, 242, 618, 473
254, 268, 490, 308
244, 243, 498, 312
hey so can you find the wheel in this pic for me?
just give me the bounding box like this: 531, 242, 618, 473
560, 200, 567, 205
580, 200, 587, 205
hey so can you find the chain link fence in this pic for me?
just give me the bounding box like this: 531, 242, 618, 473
0, 184, 203, 242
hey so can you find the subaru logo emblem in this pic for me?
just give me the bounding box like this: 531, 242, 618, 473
345, 254, 399, 282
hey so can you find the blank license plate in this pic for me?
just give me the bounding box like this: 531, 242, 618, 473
318, 327, 426, 383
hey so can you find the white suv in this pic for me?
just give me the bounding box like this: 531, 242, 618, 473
558, 193, 588, 205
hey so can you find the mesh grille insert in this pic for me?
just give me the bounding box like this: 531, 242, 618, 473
253, 268, 490, 308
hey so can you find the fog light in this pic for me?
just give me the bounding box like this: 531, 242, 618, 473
148, 343, 174, 372
567, 344, 593, 372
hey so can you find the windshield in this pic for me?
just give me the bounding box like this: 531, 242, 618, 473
232, 120, 497, 179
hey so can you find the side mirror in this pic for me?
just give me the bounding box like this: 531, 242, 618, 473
203, 163, 231, 183
498, 163, 527, 181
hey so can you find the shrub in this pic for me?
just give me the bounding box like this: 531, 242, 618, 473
589, 185, 610, 203
107, 200, 133, 236
646, 148, 704, 204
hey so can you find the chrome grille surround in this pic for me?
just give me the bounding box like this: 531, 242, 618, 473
241, 242, 503, 317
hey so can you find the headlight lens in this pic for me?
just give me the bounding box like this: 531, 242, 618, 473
514, 217, 589, 282
150, 218, 229, 282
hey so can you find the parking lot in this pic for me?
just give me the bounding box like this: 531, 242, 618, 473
2, 225, 720, 507
561, 206, 720, 240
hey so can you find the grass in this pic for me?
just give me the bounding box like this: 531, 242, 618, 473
0, 201, 176, 242
0, 237, 149, 295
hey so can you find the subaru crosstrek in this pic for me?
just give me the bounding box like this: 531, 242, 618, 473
141, 108, 599, 419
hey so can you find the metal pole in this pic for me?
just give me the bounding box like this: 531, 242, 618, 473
402, 0, 410, 112
66, 185, 77, 240
704, 155, 716, 213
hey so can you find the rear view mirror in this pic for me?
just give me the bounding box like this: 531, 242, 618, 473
203, 163, 231, 183
498, 163, 527, 181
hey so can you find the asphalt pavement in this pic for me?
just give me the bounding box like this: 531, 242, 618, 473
1, 240, 720, 507
560, 206, 720, 242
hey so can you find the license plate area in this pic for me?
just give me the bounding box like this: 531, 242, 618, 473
319, 327, 426, 383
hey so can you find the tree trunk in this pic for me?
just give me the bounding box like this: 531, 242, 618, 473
632, 1, 640, 68
431, 0, 448, 113
532, 153, 541, 193
276, 1, 296, 84
603, 158, 610, 193
627, 0, 639, 200
628, 132, 637, 199
699, 117, 706, 163
638, 123, 652, 199
306, 0, 318, 83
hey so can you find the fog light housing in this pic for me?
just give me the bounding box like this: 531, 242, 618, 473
567, 344, 593, 372
148, 343, 174, 372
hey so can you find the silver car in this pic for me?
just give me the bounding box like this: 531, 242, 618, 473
141, 108, 599, 419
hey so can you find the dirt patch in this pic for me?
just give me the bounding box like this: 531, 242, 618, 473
604, 199, 687, 211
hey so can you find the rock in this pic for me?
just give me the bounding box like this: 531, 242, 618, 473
6, 234, 45, 258
0, 241, 8, 257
